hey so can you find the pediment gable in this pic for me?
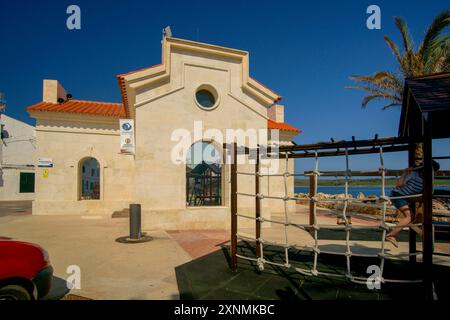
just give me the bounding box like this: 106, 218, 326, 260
117, 37, 282, 119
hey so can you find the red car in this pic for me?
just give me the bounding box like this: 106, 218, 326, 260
0, 237, 53, 300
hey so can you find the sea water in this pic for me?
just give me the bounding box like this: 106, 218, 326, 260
294, 186, 450, 198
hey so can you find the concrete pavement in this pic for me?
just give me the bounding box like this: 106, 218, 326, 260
1, 202, 449, 299
0, 213, 191, 299
0, 200, 31, 217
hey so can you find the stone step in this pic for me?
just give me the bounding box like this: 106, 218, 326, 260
112, 208, 129, 218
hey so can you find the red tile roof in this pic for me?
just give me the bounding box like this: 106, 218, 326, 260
26, 99, 300, 133
27, 99, 126, 118
267, 119, 301, 133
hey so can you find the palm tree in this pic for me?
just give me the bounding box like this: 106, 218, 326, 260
347, 10, 450, 110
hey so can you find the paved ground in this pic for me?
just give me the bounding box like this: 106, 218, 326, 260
0, 212, 191, 299
0, 200, 32, 217
174, 205, 450, 300
0, 201, 449, 300
175, 241, 450, 300
0, 201, 232, 300
167, 230, 229, 259
239, 205, 450, 262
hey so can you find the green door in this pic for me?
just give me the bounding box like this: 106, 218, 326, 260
19, 172, 35, 193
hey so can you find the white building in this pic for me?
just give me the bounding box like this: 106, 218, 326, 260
0, 114, 36, 201
26, 37, 301, 229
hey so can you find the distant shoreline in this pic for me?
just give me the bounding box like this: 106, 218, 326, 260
295, 185, 392, 188
294, 179, 450, 188
294, 185, 450, 188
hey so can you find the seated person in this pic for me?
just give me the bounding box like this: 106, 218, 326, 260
385, 160, 440, 247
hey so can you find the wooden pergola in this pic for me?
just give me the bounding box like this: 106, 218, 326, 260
225, 72, 450, 299
399, 72, 450, 298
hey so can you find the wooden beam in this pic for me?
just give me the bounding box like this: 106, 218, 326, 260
226, 136, 415, 157
230, 142, 238, 272
408, 142, 417, 264
278, 136, 411, 152
422, 114, 434, 299
286, 145, 410, 159
309, 175, 316, 226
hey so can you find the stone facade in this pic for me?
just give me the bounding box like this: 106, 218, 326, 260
28, 37, 300, 229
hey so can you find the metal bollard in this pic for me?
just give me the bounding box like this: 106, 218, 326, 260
129, 204, 141, 240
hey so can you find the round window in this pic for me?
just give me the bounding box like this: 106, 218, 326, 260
195, 90, 216, 109
194, 85, 219, 110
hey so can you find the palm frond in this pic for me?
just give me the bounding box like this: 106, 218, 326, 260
443, 54, 450, 72
419, 10, 450, 61
349, 71, 403, 92
359, 94, 401, 109
346, 85, 399, 96
394, 17, 415, 52
348, 12, 449, 110
361, 94, 382, 108
381, 102, 402, 110
350, 71, 402, 85
346, 85, 402, 107
384, 35, 404, 67
424, 35, 450, 73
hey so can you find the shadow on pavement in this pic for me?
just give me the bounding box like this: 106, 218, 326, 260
175, 240, 450, 300
0, 201, 32, 217
43, 276, 71, 300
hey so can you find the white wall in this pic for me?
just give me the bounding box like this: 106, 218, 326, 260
0, 114, 36, 200
133, 45, 295, 229
28, 39, 298, 228
31, 113, 135, 215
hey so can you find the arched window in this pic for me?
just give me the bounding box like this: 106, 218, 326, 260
79, 157, 100, 200
186, 141, 222, 206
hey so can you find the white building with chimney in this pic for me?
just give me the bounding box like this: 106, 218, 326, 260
26, 37, 301, 229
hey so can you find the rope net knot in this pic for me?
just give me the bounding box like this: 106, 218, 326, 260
233, 144, 425, 286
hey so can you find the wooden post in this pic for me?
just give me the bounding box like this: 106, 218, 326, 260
230, 142, 238, 272
422, 114, 434, 299
255, 147, 261, 258
408, 142, 417, 264
309, 175, 316, 226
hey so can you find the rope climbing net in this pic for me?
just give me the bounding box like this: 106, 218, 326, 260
233, 146, 425, 285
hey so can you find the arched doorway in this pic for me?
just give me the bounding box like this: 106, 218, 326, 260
79, 157, 100, 200
186, 141, 222, 206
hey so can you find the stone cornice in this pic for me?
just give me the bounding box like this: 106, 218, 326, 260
119, 37, 282, 119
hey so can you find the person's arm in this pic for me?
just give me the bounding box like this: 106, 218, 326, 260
396, 167, 412, 187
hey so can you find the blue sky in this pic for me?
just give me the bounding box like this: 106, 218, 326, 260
0, 0, 449, 171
